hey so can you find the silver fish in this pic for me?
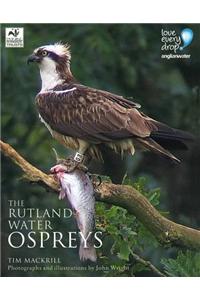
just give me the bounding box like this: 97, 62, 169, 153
50, 163, 97, 262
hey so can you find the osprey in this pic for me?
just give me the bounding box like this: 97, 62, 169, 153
27, 42, 192, 170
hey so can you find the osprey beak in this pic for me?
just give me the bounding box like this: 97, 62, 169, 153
27, 54, 41, 64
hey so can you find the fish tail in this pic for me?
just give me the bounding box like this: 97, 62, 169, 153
79, 243, 97, 262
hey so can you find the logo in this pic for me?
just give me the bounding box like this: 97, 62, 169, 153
180, 28, 193, 50
5, 27, 24, 48
161, 28, 193, 60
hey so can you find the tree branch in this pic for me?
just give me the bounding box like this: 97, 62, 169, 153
1, 139, 200, 250
130, 251, 166, 277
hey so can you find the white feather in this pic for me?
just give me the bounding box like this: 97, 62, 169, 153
42, 44, 70, 57
39, 57, 63, 91
39, 87, 77, 94
34, 43, 70, 57
39, 114, 53, 136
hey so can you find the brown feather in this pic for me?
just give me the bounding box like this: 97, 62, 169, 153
135, 137, 180, 163
36, 83, 184, 163
36, 84, 151, 143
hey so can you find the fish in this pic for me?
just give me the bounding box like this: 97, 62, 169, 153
50, 160, 97, 262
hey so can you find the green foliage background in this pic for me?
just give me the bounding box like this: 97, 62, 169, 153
1, 24, 200, 276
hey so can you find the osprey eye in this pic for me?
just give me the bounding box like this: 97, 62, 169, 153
41, 50, 48, 57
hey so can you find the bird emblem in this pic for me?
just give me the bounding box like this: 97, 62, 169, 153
8, 28, 19, 37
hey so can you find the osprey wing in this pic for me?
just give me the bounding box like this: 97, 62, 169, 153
36, 85, 155, 143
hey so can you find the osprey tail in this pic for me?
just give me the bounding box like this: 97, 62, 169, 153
136, 119, 194, 163
150, 119, 193, 147
136, 137, 181, 163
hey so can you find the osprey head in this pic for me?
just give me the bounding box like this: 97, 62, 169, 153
27, 42, 71, 65
27, 42, 73, 90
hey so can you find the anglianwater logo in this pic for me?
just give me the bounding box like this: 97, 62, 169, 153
161, 28, 193, 60
180, 28, 194, 50
5, 28, 24, 48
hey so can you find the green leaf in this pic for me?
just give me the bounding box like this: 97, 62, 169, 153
161, 251, 200, 277
118, 241, 131, 261
131, 262, 149, 274
148, 189, 160, 206
119, 227, 137, 239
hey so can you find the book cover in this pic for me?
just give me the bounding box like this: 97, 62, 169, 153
1, 23, 200, 277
